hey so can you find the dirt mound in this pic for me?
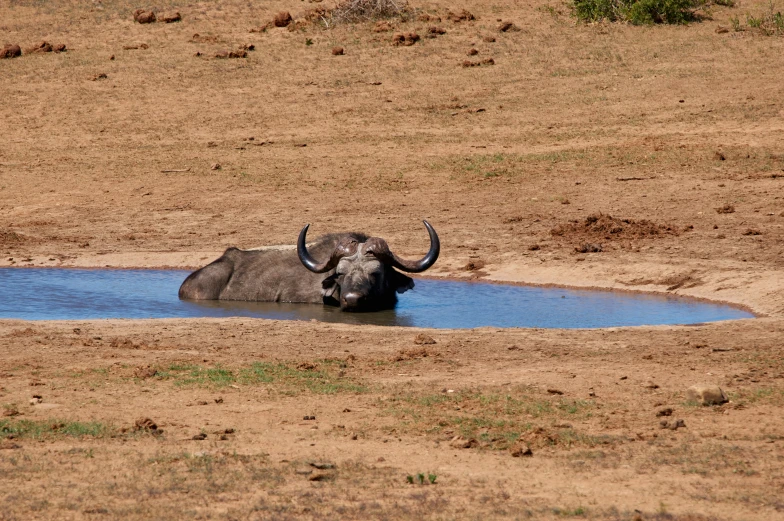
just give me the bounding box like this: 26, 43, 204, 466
392, 346, 438, 361
551, 214, 681, 242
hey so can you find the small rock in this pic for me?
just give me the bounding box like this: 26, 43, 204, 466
192, 433, 207, 440
547, 389, 564, 395
414, 333, 436, 345
483, 35, 496, 43
0, 44, 22, 59
509, 442, 533, 457
481, 58, 495, 65
211, 163, 221, 170
644, 381, 660, 390
53, 43, 67, 53
498, 21, 519, 32
331, 46, 344, 56
92, 73, 108, 81
27, 41, 53, 53
685, 384, 728, 406
374, 21, 392, 32
428, 26, 447, 35
467, 48, 479, 56
309, 472, 332, 481
214, 397, 224, 404
715, 25, 729, 33
656, 407, 673, 417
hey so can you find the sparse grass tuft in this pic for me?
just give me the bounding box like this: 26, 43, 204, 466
329, 0, 408, 25
0, 419, 112, 440
380, 387, 599, 450
155, 361, 367, 394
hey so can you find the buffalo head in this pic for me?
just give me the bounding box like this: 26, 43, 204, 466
297, 221, 440, 311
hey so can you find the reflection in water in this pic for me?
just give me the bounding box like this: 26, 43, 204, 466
0, 268, 755, 329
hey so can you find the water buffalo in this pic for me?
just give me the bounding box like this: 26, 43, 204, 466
178, 221, 440, 311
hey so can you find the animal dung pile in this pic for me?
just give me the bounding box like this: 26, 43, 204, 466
160, 12, 181, 23
0, 44, 22, 59
273, 11, 293, 27
214, 49, 247, 59
392, 32, 419, 46
426, 26, 446, 38
461, 58, 494, 67
133, 9, 180, 24
446, 9, 475, 22
133, 9, 156, 23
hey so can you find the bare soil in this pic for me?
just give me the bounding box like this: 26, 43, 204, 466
1, 1, 783, 519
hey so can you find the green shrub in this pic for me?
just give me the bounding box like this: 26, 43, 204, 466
626, 0, 701, 24
573, 0, 706, 24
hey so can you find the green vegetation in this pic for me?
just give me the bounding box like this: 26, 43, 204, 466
406, 472, 437, 485
740, 2, 784, 34
0, 419, 112, 440
573, 0, 705, 24
156, 361, 367, 394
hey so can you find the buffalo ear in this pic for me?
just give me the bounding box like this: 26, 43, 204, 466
321, 274, 340, 298
392, 271, 415, 294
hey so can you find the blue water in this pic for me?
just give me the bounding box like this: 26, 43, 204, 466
0, 268, 754, 328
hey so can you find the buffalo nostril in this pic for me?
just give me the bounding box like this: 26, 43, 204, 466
343, 292, 361, 307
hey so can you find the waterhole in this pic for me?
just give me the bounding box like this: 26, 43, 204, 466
0, 268, 753, 328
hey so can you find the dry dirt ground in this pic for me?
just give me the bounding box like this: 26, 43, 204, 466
1, 0, 783, 519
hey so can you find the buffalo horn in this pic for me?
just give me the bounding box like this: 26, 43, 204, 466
381, 220, 440, 273
297, 224, 351, 273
